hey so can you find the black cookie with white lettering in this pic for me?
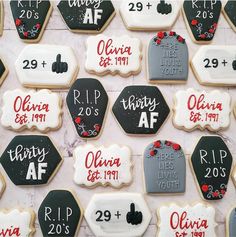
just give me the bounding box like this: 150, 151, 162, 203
57, 0, 115, 33
0, 135, 63, 185
66, 78, 108, 139
223, 0, 236, 32
183, 0, 222, 43
148, 32, 189, 83
38, 190, 83, 237
112, 86, 170, 135
0, 58, 8, 86
191, 136, 232, 200
10, 0, 52, 42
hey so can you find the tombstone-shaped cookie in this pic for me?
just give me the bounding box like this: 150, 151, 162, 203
148, 32, 188, 83
66, 78, 108, 139
191, 136, 232, 200
57, 0, 115, 33
0, 58, 8, 86
183, 0, 222, 43
223, 1, 236, 32
227, 208, 236, 237
85, 193, 151, 237
0, 135, 63, 186
10, 0, 52, 42
144, 140, 186, 194
112, 86, 170, 135
38, 190, 83, 237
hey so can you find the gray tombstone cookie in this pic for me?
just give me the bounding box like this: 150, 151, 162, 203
144, 140, 186, 194
148, 31, 188, 83
227, 208, 236, 237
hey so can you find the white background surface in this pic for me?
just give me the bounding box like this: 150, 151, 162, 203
0, 0, 236, 236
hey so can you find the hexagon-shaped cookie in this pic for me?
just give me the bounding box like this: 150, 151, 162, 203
112, 85, 170, 135
191, 136, 232, 201
66, 78, 108, 139
15, 44, 78, 88
38, 190, 83, 237
85, 193, 151, 237
120, 0, 180, 30
0, 58, 8, 86
0, 135, 63, 186
57, 0, 115, 33
10, 0, 52, 42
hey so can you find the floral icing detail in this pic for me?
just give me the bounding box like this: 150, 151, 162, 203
201, 184, 227, 199
154, 31, 185, 45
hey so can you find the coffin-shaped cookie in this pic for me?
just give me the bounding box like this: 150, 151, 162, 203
223, 1, 236, 32
74, 144, 132, 188
183, 0, 222, 43
148, 32, 188, 83
66, 78, 108, 139
0, 58, 8, 86
120, 0, 180, 30
191, 136, 233, 200
227, 207, 236, 237
38, 190, 83, 237
1, 89, 62, 132
15, 44, 78, 88
144, 140, 186, 194
57, 0, 115, 33
0, 135, 63, 186
192, 46, 236, 86
112, 86, 170, 135
10, 0, 52, 42
158, 203, 217, 237
0, 172, 5, 198
85, 193, 151, 237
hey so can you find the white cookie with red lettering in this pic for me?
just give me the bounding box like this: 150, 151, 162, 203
173, 88, 231, 131
73, 144, 132, 188
0, 209, 35, 237
1, 89, 62, 132
85, 34, 142, 77
157, 203, 217, 237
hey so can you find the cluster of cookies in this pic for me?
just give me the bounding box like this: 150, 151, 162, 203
0, 0, 236, 237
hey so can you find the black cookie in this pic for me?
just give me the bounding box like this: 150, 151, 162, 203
191, 136, 232, 200
57, 0, 115, 33
224, 0, 236, 31
112, 86, 170, 135
0, 135, 63, 186
183, 0, 222, 42
66, 78, 108, 139
10, 0, 52, 41
38, 190, 83, 237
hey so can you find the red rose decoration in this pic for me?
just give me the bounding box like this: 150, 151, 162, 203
154, 141, 161, 148
165, 141, 172, 146
156, 39, 162, 45
201, 184, 208, 192
191, 19, 198, 26
150, 150, 156, 156
209, 28, 215, 33
213, 23, 217, 28
177, 36, 184, 43
35, 23, 41, 29
220, 189, 226, 195
169, 31, 175, 36
15, 18, 22, 26
157, 32, 165, 39
200, 34, 206, 39
82, 131, 89, 137
23, 32, 29, 38
94, 124, 101, 132
75, 117, 81, 124
213, 191, 219, 197
172, 144, 180, 151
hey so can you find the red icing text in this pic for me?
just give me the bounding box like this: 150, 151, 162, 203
0, 227, 20, 237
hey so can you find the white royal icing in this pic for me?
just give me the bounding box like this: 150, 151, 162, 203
120, 0, 180, 30
15, 44, 78, 88
1, 89, 62, 131
73, 144, 132, 187
192, 46, 236, 85
173, 88, 231, 131
85, 34, 142, 76
0, 209, 34, 237
158, 203, 217, 237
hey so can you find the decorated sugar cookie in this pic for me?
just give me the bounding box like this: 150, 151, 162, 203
66, 78, 108, 139
227, 207, 236, 237
10, 0, 52, 42
0, 209, 35, 237
38, 190, 83, 237
73, 144, 132, 188
57, 0, 115, 33
0, 135, 63, 186
0, 172, 5, 198
0, 0, 4, 36
148, 32, 188, 83
191, 136, 233, 201
15, 44, 78, 88
120, 0, 180, 30
191, 46, 236, 86
144, 140, 186, 194
183, 0, 222, 43
112, 86, 170, 135
85, 193, 151, 237
1, 89, 62, 132
85, 35, 142, 77
0, 58, 8, 86
223, 1, 236, 32
158, 203, 217, 237
173, 88, 231, 131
